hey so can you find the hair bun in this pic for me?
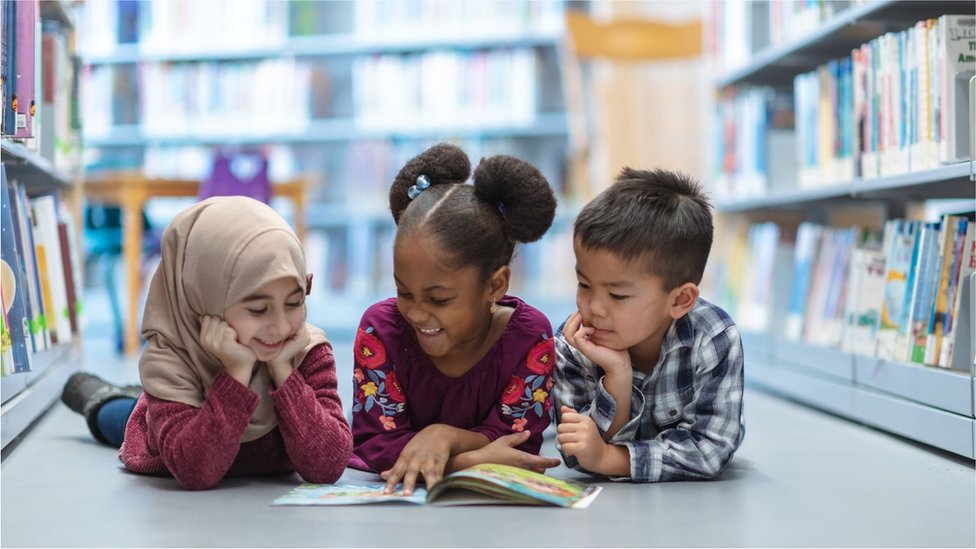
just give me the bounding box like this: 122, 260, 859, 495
473, 155, 556, 243
389, 143, 471, 224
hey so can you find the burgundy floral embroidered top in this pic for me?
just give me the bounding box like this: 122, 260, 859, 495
350, 296, 556, 473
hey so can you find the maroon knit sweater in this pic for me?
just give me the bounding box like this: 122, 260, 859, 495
119, 344, 352, 490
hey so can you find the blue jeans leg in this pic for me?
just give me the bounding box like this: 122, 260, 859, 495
95, 398, 138, 448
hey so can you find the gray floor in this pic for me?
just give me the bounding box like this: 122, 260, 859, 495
2, 290, 975, 547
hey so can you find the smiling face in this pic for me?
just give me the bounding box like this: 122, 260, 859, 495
393, 230, 498, 366
573, 239, 677, 368
223, 276, 306, 363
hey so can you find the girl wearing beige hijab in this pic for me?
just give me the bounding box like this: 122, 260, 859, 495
61, 196, 351, 490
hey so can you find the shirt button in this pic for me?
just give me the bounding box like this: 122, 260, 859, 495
669, 410, 677, 417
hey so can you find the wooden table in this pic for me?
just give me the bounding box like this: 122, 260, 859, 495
83, 172, 308, 356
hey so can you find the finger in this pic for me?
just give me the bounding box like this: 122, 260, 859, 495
556, 423, 580, 434
383, 465, 404, 494
400, 465, 421, 496
561, 442, 579, 456
557, 432, 581, 445
531, 456, 562, 469
564, 312, 581, 335
500, 431, 531, 447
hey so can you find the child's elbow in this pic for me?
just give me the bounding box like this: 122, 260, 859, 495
175, 471, 224, 491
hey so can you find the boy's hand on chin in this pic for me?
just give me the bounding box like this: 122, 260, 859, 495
563, 311, 632, 377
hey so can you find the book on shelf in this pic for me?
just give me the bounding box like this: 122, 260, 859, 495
939, 223, 975, 367
272, 463, 602, 508
1, 164, 33, 374
11, 0, 36, 139
876, 220, 919, 360
29, 193, 72, 345
938, 15, 976, 163
12, 181, 49, 351
903, 222, 942, 363
925, 215, 968, 367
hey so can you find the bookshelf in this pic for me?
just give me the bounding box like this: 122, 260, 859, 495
708, 0, 975, 459
1, 0, 84, 451
77, 0, 575, 314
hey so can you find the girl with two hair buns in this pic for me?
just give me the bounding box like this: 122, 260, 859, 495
349, 143, 562, 495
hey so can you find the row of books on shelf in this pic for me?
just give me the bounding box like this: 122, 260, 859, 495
709, 0, 871, 76
0, 164, 83, 376
714, 13, 974, 200
2, 0, 81, 173
81, 47, 544, 140
80, 0, 562, 57
353, 49, 538, 130
715, 213, 974, 371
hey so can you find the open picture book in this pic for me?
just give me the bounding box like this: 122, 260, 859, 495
271, 463, 602, 508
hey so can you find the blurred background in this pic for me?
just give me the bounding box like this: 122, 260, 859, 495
4, 0, 974, 461
73, 0, 711, 350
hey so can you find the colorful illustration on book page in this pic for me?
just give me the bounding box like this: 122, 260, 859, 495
271, 483, 427, 506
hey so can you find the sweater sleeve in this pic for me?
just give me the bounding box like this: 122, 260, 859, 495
144, 370, 260, 490
470, 334, 555, 455
269, 343, 353, 484
349, 321, 416, 473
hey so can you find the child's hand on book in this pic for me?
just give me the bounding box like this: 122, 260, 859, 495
199, 315, 257, 385
465, 431, 561, 473
557, 406, 608, 472
380, 425, 453, 496
562, 311, 632, 378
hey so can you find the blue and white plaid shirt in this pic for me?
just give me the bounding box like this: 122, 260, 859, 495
553, 298, 744, 482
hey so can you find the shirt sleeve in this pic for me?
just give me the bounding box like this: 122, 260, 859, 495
470, 334, 555, 455
349, 324, 415, 473
269, 342, 353, 484
144, 370, 260, 490
553, 328, 643, 473
618, 325, 745, 482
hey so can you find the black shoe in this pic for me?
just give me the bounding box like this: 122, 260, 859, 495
61, 372, 135, 444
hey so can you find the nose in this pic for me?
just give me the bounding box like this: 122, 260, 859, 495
400, 300, 429, 326
583, 294, 607, 320
269, 308, 291, 337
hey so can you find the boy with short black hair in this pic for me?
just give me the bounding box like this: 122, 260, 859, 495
553, 167, 744, 482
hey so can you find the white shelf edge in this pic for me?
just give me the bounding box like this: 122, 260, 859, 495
1, 343, 82, 450
80, 30, 562, 65
746, 352, 975, 459
1, 139, 74, 189
716, 0, 892, 88
716, 162, 971, 212
82, 114, 569, 147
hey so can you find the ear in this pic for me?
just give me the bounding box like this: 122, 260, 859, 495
487, 265, 511, 303
305, 273, 313, 296
668, 282, 699, 319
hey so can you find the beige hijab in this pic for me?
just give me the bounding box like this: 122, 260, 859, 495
139, 196, 328, 442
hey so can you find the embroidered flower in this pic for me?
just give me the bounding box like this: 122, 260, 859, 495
354, 368, 365, 383
361, 381, 378, 398
511, 418, 528, 432
386, 371, 406, 403
501, 376, 525, 406
532, 388, 548, 403
526, 336, 555, 375
380, 415, 397, 431
354, 327, 387, 370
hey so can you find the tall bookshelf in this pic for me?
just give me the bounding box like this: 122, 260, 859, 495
707, 0, 975, 459
1, 0, 84, 450
77, 0, 578, 329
